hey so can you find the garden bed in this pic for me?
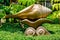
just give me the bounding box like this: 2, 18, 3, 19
0, 23, 60, 40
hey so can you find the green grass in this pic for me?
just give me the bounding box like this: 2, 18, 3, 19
0, 23, 60, 40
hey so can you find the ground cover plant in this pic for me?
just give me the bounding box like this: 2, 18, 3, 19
0, 23, 60, 40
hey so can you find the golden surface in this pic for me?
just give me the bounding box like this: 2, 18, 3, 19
5, 4, 52, 28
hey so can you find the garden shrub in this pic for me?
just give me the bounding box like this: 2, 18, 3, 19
47, 11, 60, 23
53, 0, 60, 3
51, 0, 60, 3
10, 3, 26, 15
0, 4, 5, 18
0, 0, 4, 4
0, 9, 5, 18
18, 0, 35, 6
52, 3, 60, 11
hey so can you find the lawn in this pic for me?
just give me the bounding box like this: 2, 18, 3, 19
0, 23, 60, 40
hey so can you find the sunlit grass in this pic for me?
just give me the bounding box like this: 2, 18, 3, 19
0, 23, 60, 40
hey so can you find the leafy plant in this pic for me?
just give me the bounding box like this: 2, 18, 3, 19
18, 0, 35, 6
0, 9, 5, 18
53, 0, 60, 3
52, 3, 60, 11
4, 0, 10, 6
39, 0, 45, 2
0, 4, 5, 9
0, 0, 4, 4
47, 11, 60, 23
0, 4, 6, 18
51, 0, 60, 3
10, 3, 26, 15
4, 6, 11, 14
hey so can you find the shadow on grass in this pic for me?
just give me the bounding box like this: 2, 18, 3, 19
0, 23, 26, 34
49, 31, 55, 34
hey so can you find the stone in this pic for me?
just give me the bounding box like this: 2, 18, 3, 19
36, 26, 50, 36
25, 27, 35, 36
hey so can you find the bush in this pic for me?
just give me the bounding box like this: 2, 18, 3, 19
0, 9, 5, 18
47, 11, 60, 23
0, 0, 4, 4
10, 3, 26, 15
52, 3, 60, 11
18, 0, 35, 6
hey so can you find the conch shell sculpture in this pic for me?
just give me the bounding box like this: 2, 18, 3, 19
5, 4, 52, 36
22, 18, 53, 28
5, 4, 52, 19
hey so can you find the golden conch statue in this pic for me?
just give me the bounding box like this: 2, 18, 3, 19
5, 4, 52, 19
5, 4, 52, 36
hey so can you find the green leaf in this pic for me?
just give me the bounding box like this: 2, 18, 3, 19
10, 3, 26, 15
0, 9, 5, 18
